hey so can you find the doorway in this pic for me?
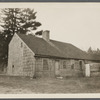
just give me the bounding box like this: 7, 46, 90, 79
79, 61, 83, 71
43, 59, 50, 77
55, 61, 60, 76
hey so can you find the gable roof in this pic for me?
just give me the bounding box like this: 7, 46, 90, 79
16, 33, 100, 61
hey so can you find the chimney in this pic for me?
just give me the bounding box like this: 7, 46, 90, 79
42, 30, 50, 41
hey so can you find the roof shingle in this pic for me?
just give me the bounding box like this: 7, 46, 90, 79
16, 33, 100, 61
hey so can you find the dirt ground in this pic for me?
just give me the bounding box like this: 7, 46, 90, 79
0, 75, 100, 94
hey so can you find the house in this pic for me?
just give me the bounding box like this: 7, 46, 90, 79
7, 31, 100, 78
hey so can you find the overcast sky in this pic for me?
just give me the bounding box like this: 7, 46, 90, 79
0, 3, 100, 51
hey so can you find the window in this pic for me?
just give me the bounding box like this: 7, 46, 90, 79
71, 64, 74, 69
12, 65, 14, 68
21, 42, 23, 47
12, 65, 14, 73
79, 61, 83, 71
63, 61, 66, 69
43, 59, 49, 70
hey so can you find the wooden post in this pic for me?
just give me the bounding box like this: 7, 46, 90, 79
85, 64, 90, 77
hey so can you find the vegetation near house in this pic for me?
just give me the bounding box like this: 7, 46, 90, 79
0, 8, 42, 65
35, 30, 43, 35
87, 47, 100, 55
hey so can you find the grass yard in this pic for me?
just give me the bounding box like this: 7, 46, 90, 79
0, 75, 100, 94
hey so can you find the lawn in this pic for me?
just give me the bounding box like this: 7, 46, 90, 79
0, 75, 100, 94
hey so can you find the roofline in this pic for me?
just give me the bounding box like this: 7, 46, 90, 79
16, 33, 100, 62
15, 33, 35, 56
35, 54, 100, 61
86, 59, 100, 62
9, 33, 16, 46
34, 54, 86, 60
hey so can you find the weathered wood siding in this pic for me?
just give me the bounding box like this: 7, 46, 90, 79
85, 60, 100, 77
90, 63, 100, 77
22, 44, 35, 77
35, 57, 85, 78
59, 60, 85, 77
35, 58, 55, 78
8, 33, 35, 77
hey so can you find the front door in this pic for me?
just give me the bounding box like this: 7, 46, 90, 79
43, 59, 50, 77
55, 61, 60, 76
79, 61, 83, 71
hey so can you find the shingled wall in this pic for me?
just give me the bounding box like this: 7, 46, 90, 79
35, 57, 85, 78
90, 63, 100, 77
7, 33, 35, 77
35, 58, 55, 78
22, 45, 35, 77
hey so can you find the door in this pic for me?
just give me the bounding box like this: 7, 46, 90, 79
79, 61, 83, 71
55, 61, 60, 76
79, 61, 84, 76
43, 59, 50, 77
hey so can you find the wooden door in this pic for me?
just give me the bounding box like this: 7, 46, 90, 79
43, 59, 50, 77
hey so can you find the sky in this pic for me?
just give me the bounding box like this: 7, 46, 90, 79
0, 3, 100, 51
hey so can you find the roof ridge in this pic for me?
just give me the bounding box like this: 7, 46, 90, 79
50, 39, 86, 53
17, 33, 73, 45
50, 39, 71, 45
16, 33, 100, 61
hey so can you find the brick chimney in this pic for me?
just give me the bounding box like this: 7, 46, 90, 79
42, 30, 50, 41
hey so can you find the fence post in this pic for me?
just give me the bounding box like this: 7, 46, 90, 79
85, 64, 90, 77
